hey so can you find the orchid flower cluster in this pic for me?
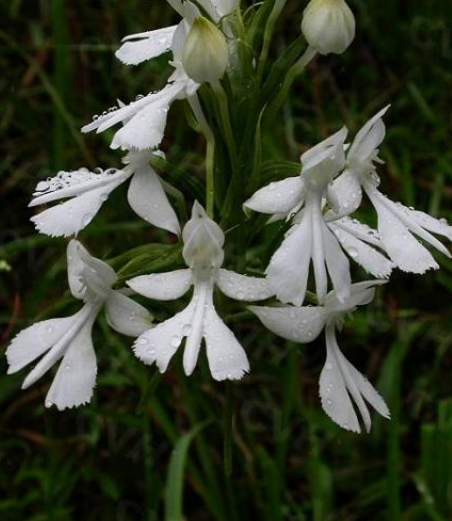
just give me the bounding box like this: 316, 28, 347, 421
6, 0, 452, 434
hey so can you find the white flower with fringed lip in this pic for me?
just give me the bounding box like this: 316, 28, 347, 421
82, 1, 218, 151
83, 0, 238, 151
29, 150, 180, 237
6, 240, 152, 410
328, 106, 452, 273
245, 128, 391, 306
250, 281, 391, 433
128, 202, 273, 380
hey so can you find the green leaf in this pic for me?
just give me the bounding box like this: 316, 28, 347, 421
164, 423, 207, 521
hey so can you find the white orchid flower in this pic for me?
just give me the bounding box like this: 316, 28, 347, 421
328, 107, 452, 273
245, 128, 356, 306
6, 240, 152, 410
127, 202, 273, 380
81, 78, 198, 151
29, 150, 180, 238
250, 281, 391, 433
83, 0, 232, 151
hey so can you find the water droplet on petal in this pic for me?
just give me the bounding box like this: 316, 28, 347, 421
82, 213, 93, 226
182, 324, 192, 336
171, 336, 182, 348
348, 247, 359, 259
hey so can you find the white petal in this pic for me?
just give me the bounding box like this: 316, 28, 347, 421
29, 168, 130, 207
182, 201, 225, 271
327, 169, 362, 219
348, 106, 390, 164
204, 299, 250, 381
210, 0, 239, 17
320, 339, 361, 433
45, 315, 97, 410
110, 85, 183, 151
82, 91, 166, 134
127, 269, 193, 301
67, 239, 88, 299
322, 223, 352, 303
68, 240, 117, 302
369, 191, 438, 273
115, 26, 177, 65
183, 283, 210, 376
328, 222, 393, 278
320, 325, 390, 433
170, 19, 191, 60
21, 305, 98, 389
30, 186, 110, 238
266, 216, 312, 306
243, 177, 305, 215
6, 316, 76, 374
302, 127, 348, 188
343, 357, 391, 420
325, 280, 384, 315
410, 210, 452, 242
128, 165, 180, 234
329, 216, 383, 247
216, 269, 273, 301
249, 305, 327, 343
105, 291, 153, 337
133, 301, 196, 372
310, 203, 328, 302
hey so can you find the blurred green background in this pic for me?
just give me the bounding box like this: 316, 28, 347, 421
2, 0, 452, 520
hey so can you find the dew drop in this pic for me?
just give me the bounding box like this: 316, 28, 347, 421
138, 337, 149, 346
182, 324, 193, 336
46, 325, 54, 334
348, 247, 359, 259
171, 336, 182, 348
82, 214, 93, 226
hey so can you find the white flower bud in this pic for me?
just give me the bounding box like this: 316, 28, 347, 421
181, 17, 229, 84
301, 0, 356, 55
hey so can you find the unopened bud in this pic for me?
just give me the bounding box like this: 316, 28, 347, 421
182, 17, 229, 84
301, 0, 355, 55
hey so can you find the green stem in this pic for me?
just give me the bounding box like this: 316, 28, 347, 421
257, 0, 288, 79
266, 46, 317, 122
212, 81, 242, 225
224, 382, 234, 478
212, 81, 239, 168
188, 94, 216, 217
